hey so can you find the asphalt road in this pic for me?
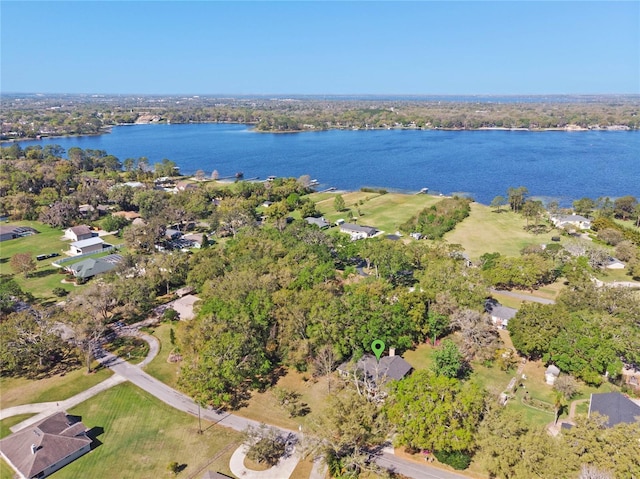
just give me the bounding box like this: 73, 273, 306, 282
96, 344, 473, 479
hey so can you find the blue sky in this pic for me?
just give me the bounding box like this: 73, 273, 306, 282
1, 1, 638, 95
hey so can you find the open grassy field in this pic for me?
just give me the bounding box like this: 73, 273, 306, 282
54, 382, 242, 479
444, 203, 559, 260
309, 191, 441, 234
0, 365, 112, 409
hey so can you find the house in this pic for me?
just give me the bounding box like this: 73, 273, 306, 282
64, 225, 94, 242
0, 224, 21, 242
339, 223, 378, 240
338, 349, 413, 395
176, 180, 198, 192
165, 228, 182, 241
65, 254, 122, 280
0, 411, 92, 479
485, 301, 518, 330
588, 392, 640, 428
171, 294, 201, 320
304, 216, 330, 229
605, 257, 625, 270
69, 237, 104, 256
550, 214, 592, 230
545, 364, 561, 385
112, 211, 141, 221
183, 233, 206, 248
622, 366, 640, 392
0, 225, 38, 242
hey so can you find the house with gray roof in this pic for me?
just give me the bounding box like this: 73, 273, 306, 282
339, 223, 378, 240
66, 254, 122, 280
338, 350, 413, 397
589, 392, 640, 428
304, 216, 330, 229
0, 411, 92, 479
485, 301, 518, 330
0, 224, 21, 242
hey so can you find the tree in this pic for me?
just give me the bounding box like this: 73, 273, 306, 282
507, 186, 528, 212
101, 214, 129, 233
490, 195, 506, 212
613, 195, 638, 220
38, 199, 78, 227
334, 194, 346, 212
306, 388, 387, 476
10, 253, 36, 278
243, 424, 287, 466
449, 309, 501, 361
553, 374, 579, 401
573, 197, 596, 217
385, 370, 485, 453
521, 199, 544, 229
508, 303, 566, 360
0, 308, 70, 377
432, 339, 465, 378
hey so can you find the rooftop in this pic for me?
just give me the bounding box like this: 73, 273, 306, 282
589, 392, 640, 427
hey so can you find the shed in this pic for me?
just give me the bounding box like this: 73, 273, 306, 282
545, 364, 561, 385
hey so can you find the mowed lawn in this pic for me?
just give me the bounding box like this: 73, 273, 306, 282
0, 366, 112, 409
0, 220, 124, 301
143, 323, 181, 388
310, 191, 441, 233
54, 382, 242, 479
444, 203, 559, 260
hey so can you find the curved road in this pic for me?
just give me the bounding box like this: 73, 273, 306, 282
1, 324, 473, 479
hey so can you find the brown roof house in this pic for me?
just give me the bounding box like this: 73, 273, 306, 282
0, 412, 92, 479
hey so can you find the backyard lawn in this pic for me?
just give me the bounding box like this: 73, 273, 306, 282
54, 382, 242, 479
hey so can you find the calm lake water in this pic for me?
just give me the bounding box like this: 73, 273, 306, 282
18, 124, 640, 205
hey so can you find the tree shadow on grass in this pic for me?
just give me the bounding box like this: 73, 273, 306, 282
30, 268, 57, 279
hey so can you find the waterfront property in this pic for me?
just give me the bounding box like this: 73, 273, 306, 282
339, 222, 378, 240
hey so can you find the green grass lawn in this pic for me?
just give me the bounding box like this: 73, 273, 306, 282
53, 382, 242, 479
0, 414, 34, 439
444, 203, 559, 260
309, 191, 441, 233
0, 365, 112, 409
0, 221, 126, 302
105, 337, 150, 364
143, 323, 181, 388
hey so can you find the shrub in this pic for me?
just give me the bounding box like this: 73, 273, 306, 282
433, 450, 472, 470
52, 287, 68, 297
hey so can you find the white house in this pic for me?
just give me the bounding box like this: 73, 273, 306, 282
64, 225, 94, 242
550, 214, 592, 230
339, 223, 378, 240
69, 237, 104, 256
605, 257, 625, 270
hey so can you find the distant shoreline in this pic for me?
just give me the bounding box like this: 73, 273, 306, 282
2, 121, 635, 144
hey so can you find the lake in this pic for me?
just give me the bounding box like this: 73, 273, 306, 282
17, 124, 640, 205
